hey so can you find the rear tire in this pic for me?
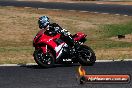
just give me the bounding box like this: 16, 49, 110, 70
78, 45, 96, 66
33, 49, 55, 68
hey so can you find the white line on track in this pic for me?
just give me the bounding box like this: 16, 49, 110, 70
102, 13, 109, 14
24, 7, 32, 8
68, 10, 76, 12
0, 63, 37, 66
124, 15, 128, 16
52, 9, 61, 11
96, 59, 132, 62
3, 5, 130, 17
5, 6, 14, 7
80, 11, 89, 13
37, 8, 44, 9
115, 14, 120, 16
5, 6, 129, 17
93, 12, 99, 14
96, 3, 104, 5
0, 64, 21, 66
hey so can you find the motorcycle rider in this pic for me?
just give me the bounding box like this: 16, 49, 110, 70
38, 16, 76, 48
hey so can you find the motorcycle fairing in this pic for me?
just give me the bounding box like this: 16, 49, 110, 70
55, 43, 68, 59
34, 32, 67, 59
74, 32, 87, 41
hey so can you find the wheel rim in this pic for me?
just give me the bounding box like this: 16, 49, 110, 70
36, 50, 53, 65
79, 48, 92, 62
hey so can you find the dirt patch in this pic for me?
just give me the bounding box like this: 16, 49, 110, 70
0, 49, 34, 64
96, 48, 132, 60
1, 6, 131, 45
0, 6, 132, 63
110, 34, 132, 43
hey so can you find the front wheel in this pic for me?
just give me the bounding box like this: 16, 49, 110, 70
78, 45, 96, 66
33, 49, 55, 68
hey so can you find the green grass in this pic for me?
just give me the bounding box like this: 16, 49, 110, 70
90, 40, 132, 49
102, 21, 132, 38
85, 21, 132, 49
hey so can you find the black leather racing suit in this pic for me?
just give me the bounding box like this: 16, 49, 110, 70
48, 23, 75, 47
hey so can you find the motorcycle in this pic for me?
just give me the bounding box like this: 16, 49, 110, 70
33, 29, 96, 67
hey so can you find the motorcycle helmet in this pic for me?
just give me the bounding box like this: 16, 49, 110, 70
38, 16, 50, 29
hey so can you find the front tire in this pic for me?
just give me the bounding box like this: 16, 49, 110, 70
78, 45, 96, 66
33, 49, 55, 68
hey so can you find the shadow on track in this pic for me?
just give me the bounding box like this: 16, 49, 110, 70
20, 63, 81, 69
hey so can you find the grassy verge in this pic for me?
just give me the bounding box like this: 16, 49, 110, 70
102, 22, 132, 37
90, 22, 132, 49
0, 6, 132, 64
93, 22, 132, 60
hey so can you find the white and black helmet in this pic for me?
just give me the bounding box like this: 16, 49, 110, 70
38, 16, 50, 29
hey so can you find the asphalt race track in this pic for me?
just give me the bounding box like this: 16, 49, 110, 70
0, 61, 132, 88
0, 1, 132, 16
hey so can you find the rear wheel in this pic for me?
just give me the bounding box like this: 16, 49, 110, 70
33, 49, 55, 68
78, 45, 96, 66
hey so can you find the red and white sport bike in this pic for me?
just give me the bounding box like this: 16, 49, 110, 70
33, 29, 96, 67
